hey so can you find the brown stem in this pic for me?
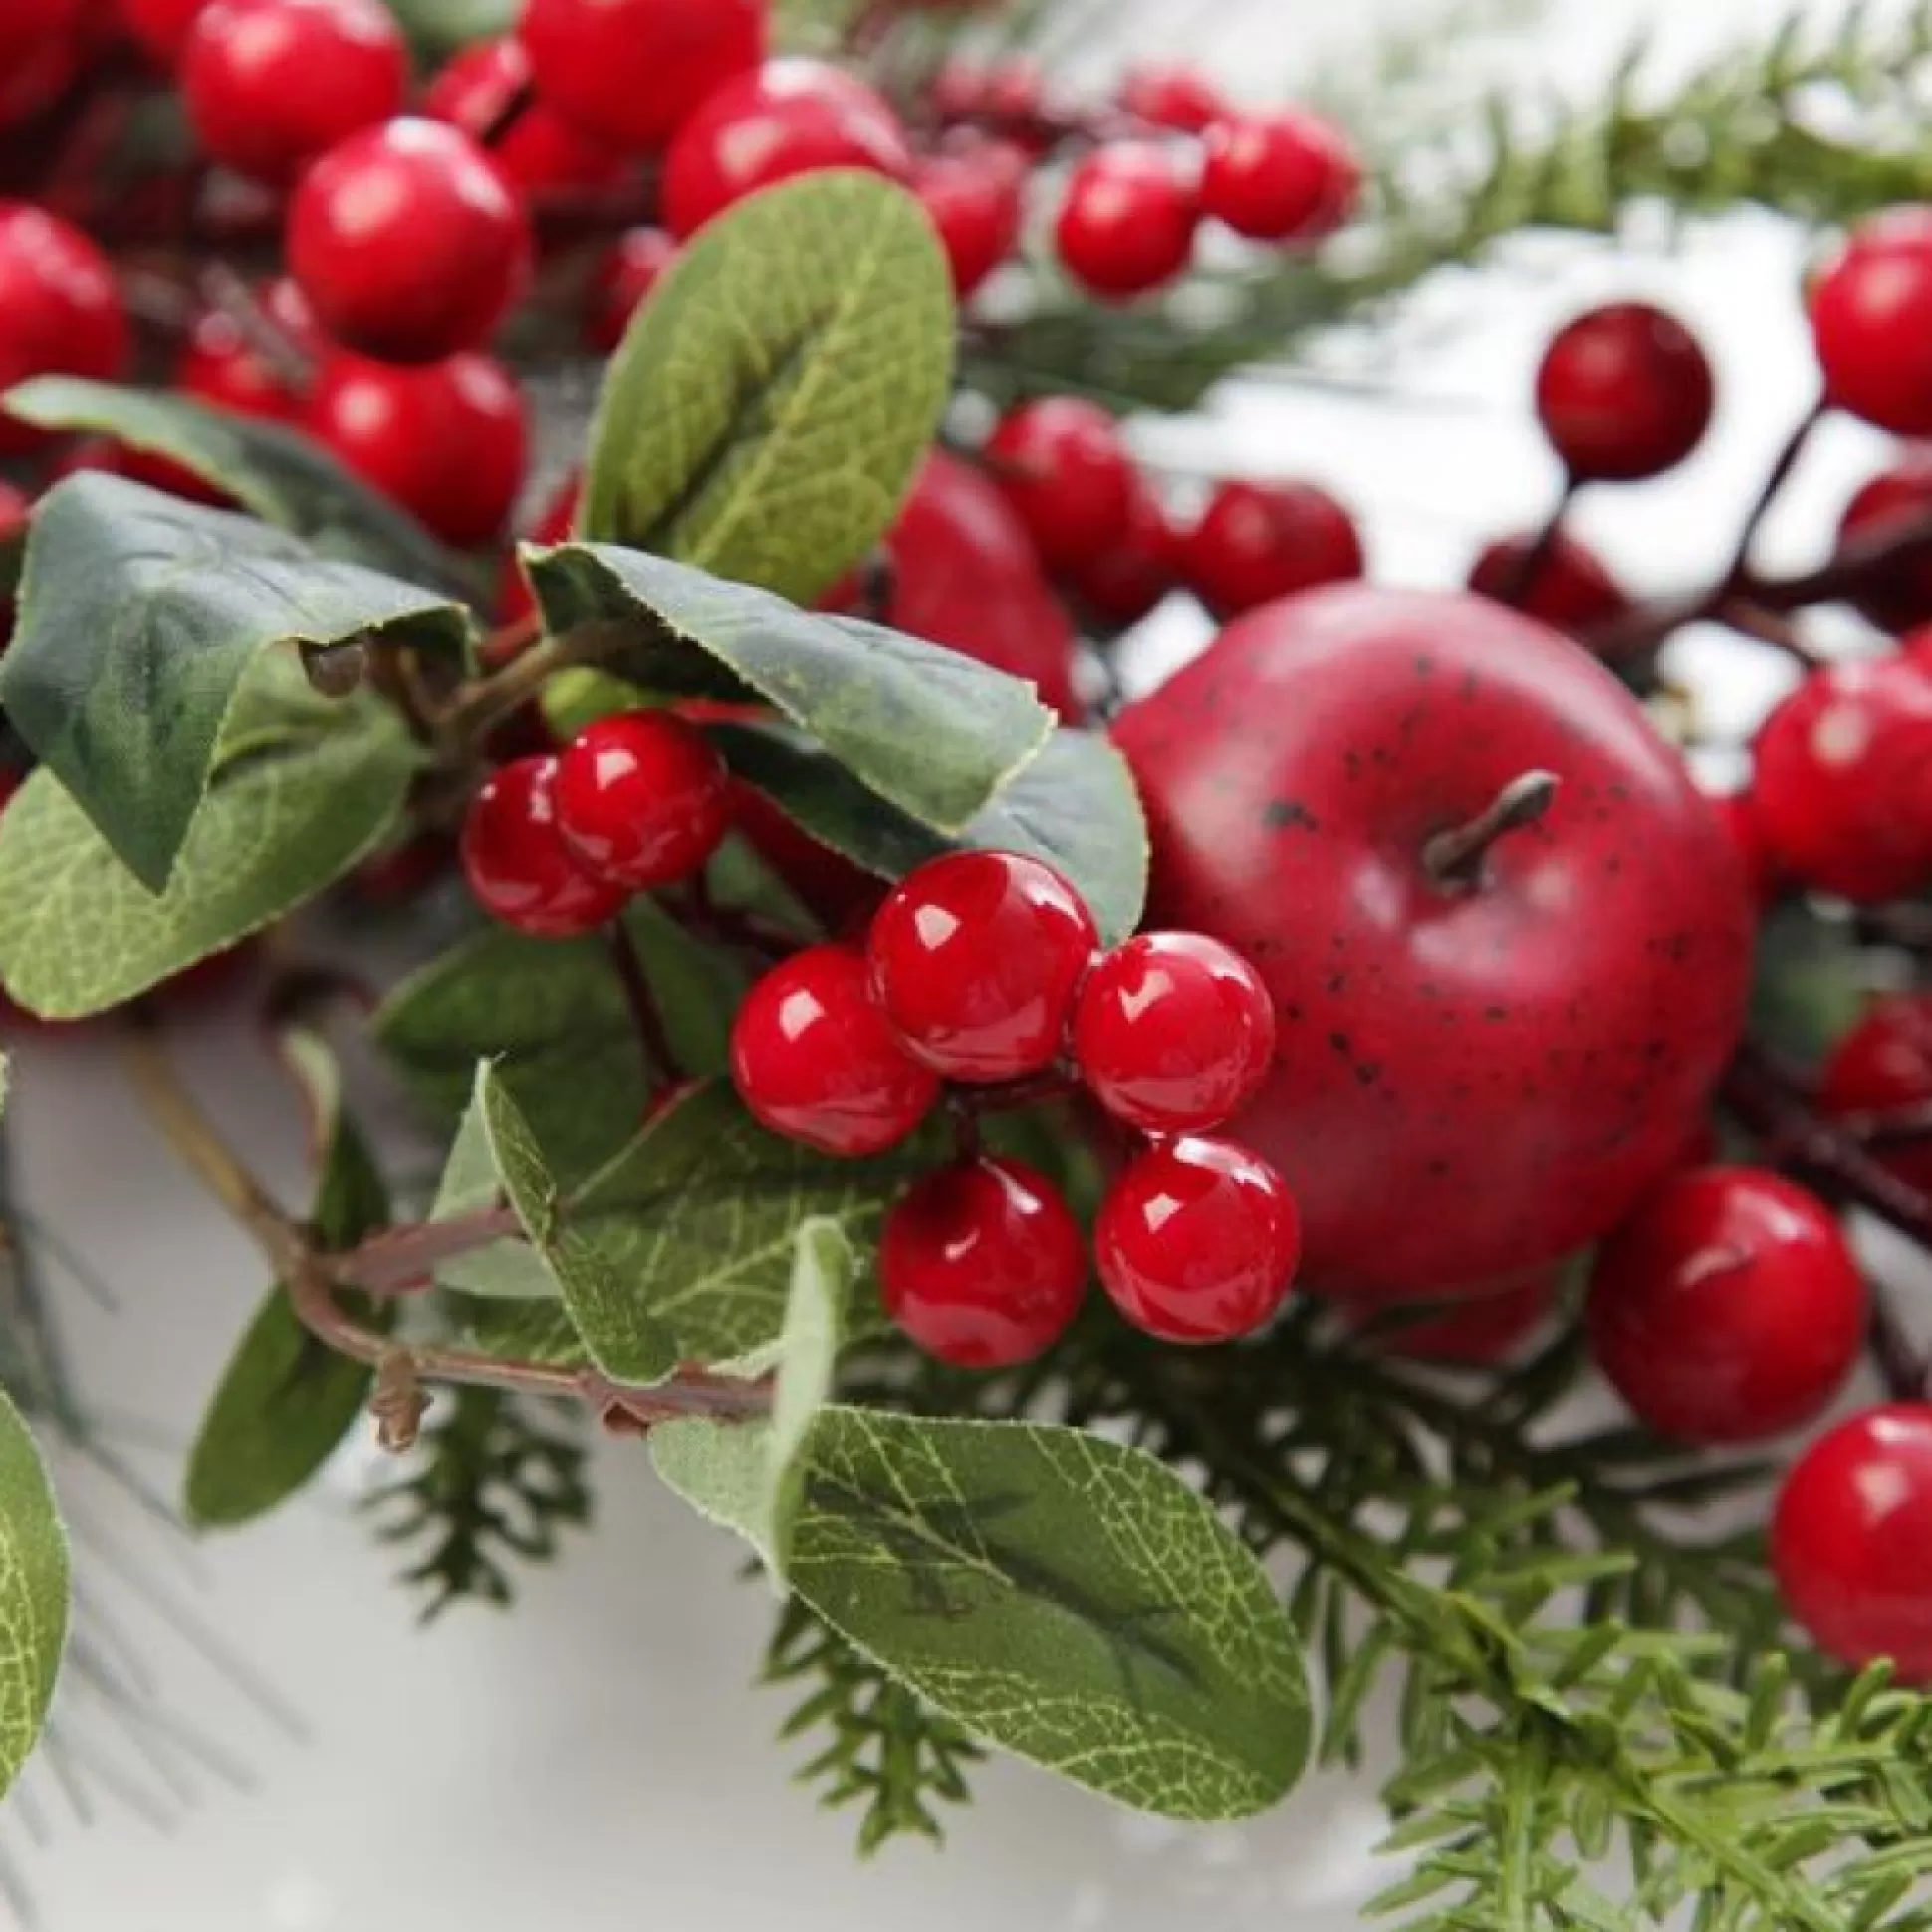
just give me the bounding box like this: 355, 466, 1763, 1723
1497, 479, 1578, 609
1719, 396, 1826, 590
1422, 771, 1560, 889
330, 1206, 525, 1295
606, 920, 678, 1092
1840, 1099, 1932, 1152
439, 631, 576, 765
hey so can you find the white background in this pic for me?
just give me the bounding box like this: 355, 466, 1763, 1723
8, 0, 1921, 1926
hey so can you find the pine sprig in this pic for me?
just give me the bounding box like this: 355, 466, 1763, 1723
362, 1388, 591, 1619
762, 1595, 984, 1854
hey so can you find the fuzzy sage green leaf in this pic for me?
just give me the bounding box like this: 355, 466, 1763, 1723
525, 543, 1053, 836
0, 475, 465, 893
582, 170, 955, 606
0, 1390, 68, 1799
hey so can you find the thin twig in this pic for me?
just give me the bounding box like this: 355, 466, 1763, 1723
606, 920, 678, 1093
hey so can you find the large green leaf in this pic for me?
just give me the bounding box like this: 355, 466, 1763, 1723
0, 665, 420, 1019
583, 170, 955, 607
526, 543, 1052, 835
184, 1037, 393, 1528
712, 721, 1149, 945
3, 379, 467, 590
658, 1408, 1312, 1822
0, 475, 465, 892
0, 1391, 68, 1799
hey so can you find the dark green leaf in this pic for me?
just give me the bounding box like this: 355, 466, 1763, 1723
583, 170, 955, 607
3, 378, 467, 591
526, 543, 1053, 835
0, 662, 421, 1019
377, 0, 517, 57
0, 1390, 68, 1798
712, 721, 1148, 944
0, 474, 464, 891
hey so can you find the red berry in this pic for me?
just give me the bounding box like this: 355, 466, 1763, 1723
56, 433, 232, 507
868, 850, 1098, 1083
1535, 301, 1716, 483
1200, 109, 1358, 245
461, 754, 629, 938
520, 0, 765, 154
914, 146, 1024, 300
0, 203, 127, 457
552, 710, 731, 891
1586, 1167, 1866, 1445
182, 0, 405, 185
881, 1156, 1087, 1367
662, 59, 910, 241
729, 943, 939, 1156
1774, 1405, 1932, 1681
933, 55, 1044, 131
1709, 785, 1780, 907
1819, 995, 1932, 1198
174, 302, 306, 423
583, 226, 678, 355
289, 117, 531, 365
422, 36, 627, 199
984, 398, 1134, 572
497, 472, 582, 631
1064, 474, 1177, 628
305, 352, 527, 549
1750, 654, 1932, 902
1836, 451, 1932, 632
1812, 209, 1932, 436
118, 0, 208, 61
1117, 65, 1226, 135
1055, 141, 1198, 300
1466, 529, 1629, 640
1073, 931, 1276, 1134
1180, 479, 1364, 618
0, 0, 83, 129
1365, 1270, 1559, 1365
1096, 1136, 1300, 1344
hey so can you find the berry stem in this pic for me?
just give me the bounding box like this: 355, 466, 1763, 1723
477, 77, 538, 150
1719, 394, 1826, 589
605, 918, 679, 1093
1422, 771, 1560, 889
1496, 477, 1578, 609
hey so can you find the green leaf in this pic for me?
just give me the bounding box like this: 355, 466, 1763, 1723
0, 663, 421, 1019
3, 379, 466, 591
0, 1391, 68, 1799
427, 1090, 558, 1301
453, 1296, 588, 1369
183, 1035, 394, 1529
376, 0, 516, 57
713, 721, 1149, 945
583, 170, 955, 608
0, 475, 465, 892
538, 666, 650, 742
650, 1217, 854, 1571
526, 543, 1053, 836
475, 1064, 676, 1388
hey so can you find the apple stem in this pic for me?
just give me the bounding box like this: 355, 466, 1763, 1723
1422, 771, 1561, 889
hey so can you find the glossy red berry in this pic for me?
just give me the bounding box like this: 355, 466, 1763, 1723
1200, 110, 1358, 245
422, 37, 626, 199
1466, 529, 1629, 639
1774, 1405, 1932, 1681
305, 352, 528, 548
520, 0, 766, 154
1117, 65, 1226, 135
1096, 1136, 1300, 1344
461, 754, 629, 938
881, 1156, 1087, 1367
118, 0, 209, 61
1535, 301, 1716, 482
1073, 932, 1276, 1134
867, 850, 1099, 1083
174, 302, 306, 423
1180, 479, 1364, 618
984, 398, 1135, 572
1055, 141, 1199, 300
730, 943, 939, 1157
552, 710, 732, 891
1586, 1167, 1866, 1445
182, 0, 406, 185
289, 118, 531, 365
0, 203, 127, 456
1750, 654, 1932, 902
1812, 209, 1932, 435
1819, 995, 1932, 1198
1836, 451, 1932, 632
914, 146, 1025, 300
1064, 475, 1177, 627
583, 227, 678, 355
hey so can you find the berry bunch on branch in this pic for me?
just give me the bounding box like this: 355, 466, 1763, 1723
5, 0, 1932, 1924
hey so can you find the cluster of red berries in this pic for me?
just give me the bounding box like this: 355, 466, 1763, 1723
727, 849, 1296, 1367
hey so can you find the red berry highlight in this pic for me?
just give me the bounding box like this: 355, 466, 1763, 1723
1055, 141, 1199, 300
553, 710, 732, 892
1535, 301, 1716, 482
1811, 208, 1932, 435
985, 398, 1135, 572
1200, 109, 1358, 244
461, 754, 629, 938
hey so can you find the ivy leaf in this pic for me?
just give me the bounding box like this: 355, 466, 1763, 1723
0, 475, 465, 892
2, 378, 467, 591
526, 543, 1052, 836
650, 1217, 854, 1572
475, 1064, 676, 1388
583, 170, 955, 607
0, 663, 420, 1019
712, 721, 1149, 945
183, 1034, 394, 1528
0, 1391, 68, 1800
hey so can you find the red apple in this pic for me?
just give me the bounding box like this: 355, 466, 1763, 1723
1112, 585, 1754, 1297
